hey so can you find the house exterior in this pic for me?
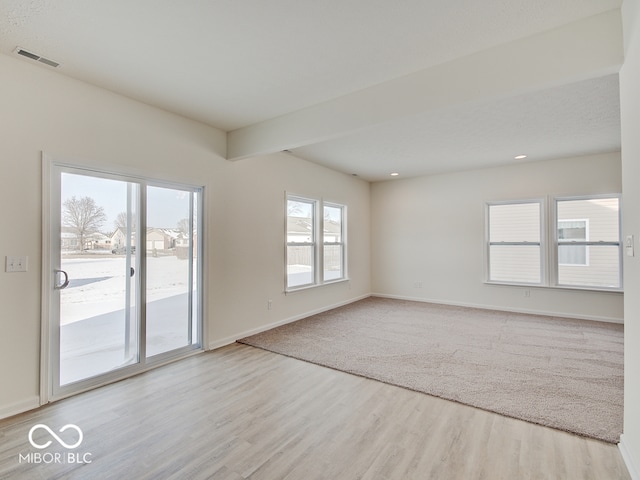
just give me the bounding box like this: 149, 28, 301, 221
147, 228, 187, 251
61, 227, 110, 251
110, 227, 190, 254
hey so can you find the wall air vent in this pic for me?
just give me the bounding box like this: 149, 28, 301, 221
14, 47, 60, 68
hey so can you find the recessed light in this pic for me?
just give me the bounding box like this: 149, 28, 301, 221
390, 172, 400, 176
514, 154, 527, 160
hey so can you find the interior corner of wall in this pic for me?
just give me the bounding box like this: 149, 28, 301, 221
619, 434, 640, 480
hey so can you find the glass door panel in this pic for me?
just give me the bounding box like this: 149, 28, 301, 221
145, 186, 197, 357
49, 162, 203, 399
58, 172, 139, 386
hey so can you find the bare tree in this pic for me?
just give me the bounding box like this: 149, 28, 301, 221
177, 218, 190, 234
63, 196, 107, 251
114, 211, 136, 232
287, 200, 305, 216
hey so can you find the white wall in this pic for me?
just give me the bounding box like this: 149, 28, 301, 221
371, 152, 623, 322
621, 0, 640, 476
209, 151, 371, 346
0, 52, 370, 417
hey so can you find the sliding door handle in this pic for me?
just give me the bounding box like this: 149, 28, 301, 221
130, 267, 135, 277
54, 269, 69, 290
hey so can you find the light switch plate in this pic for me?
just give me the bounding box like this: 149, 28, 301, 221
626, 235, 635, 257
5, 255, 28, 272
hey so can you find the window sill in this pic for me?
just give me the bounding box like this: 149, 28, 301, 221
485, 281, 623, 294
285, 277, 350, 294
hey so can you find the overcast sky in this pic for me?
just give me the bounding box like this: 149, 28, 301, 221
61, 173, 194, 231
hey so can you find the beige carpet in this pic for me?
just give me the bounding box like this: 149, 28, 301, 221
238, 297, 624, 443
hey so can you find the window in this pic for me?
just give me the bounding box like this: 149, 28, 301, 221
286, 195, 346, 290
324, 203, 345, 282
558, 219, 588, 265
486, 195, 622, 291
556, 196, 620, 289
286, 197, 316, 289
487, 201, 543, 284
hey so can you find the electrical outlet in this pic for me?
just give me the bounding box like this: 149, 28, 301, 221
414, 282, 423, 288
5, 255, 28, 272
524, 289, 531, 298
267, 300, 272, 310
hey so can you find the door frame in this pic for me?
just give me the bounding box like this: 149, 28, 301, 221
41, 153, 205, 404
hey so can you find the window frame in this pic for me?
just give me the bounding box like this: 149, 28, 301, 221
285, 194, 347, 292
323, 202, 346, 283
485, 199, 545, 286
286, 195, 318, 290
484, 194, 623, 292
553, 194, 622, 291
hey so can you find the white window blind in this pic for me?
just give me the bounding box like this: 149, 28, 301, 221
488, 201, 542, 284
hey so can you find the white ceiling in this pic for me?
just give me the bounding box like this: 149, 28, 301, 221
0, 0, 623, 181
292, 74, 621, 179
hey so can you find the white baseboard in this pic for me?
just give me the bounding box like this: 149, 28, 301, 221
620, 435, 640, 480
211, 291, 622, 351
371, 293, 624, 324
209, 335, 242, 350
208, 293, 371, 350
0, 396, 41, 421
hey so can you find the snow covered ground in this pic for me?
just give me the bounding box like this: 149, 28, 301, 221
57, 254, 197, 385
60, 254, 192, 325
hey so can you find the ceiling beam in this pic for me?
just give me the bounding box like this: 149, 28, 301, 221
227, 9, 623, 161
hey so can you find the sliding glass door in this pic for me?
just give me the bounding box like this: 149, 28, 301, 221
56, 173, 139, 386
47, 162, 203, 398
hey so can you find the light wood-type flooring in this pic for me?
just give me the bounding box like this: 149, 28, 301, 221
0, 343, 631, 479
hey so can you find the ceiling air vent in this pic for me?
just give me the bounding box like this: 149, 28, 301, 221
14, 47, 60, 68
